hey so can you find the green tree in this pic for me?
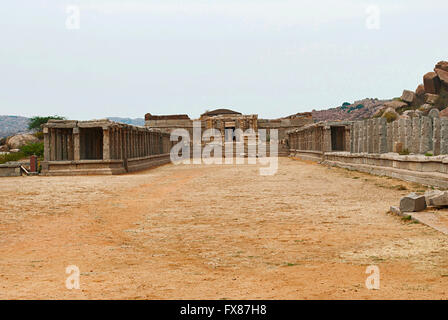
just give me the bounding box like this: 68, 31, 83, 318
28, 116, 65, 131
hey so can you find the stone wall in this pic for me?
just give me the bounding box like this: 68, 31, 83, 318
0, 163, 22, 177
350, 114, 446, 155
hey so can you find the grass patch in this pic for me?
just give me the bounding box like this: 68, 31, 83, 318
425, 152, 434, 157
0, 152, 25, 164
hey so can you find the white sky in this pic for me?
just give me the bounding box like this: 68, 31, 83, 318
0, 0, 447, 120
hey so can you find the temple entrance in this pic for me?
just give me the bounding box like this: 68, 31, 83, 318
80, 127, 103, 160
331, 126, 346, 151
225, 121, 236, 142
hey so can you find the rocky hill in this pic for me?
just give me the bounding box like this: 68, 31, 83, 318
311, 98, 393, 122
311, 61, 448, 123
0, 116, 30, 138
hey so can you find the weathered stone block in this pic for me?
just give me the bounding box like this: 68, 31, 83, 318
435, 68, 448, 89
384, 100, 408, 110
400, 193, 427, 212
390, 206, 402, 216
429, 108, 440, 118
423, 72, 441, 94
416, 84, 425, 97
425, 190, 448, 207
425, 93, 439, 105
393, 141, 403, 153
401, 90, 415, 104
435, 61, 448, 72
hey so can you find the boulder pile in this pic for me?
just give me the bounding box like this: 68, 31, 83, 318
401, 61, 448, 109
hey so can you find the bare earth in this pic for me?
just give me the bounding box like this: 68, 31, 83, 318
1, 157, 448, 299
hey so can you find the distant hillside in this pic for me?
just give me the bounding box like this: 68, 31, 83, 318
0, 116, 30, 138
0, 116, 146, 139
311, 98, 393, 122
107, 117, 145, 126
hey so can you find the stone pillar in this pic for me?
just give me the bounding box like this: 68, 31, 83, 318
411, 117, 421, 154
378, 118, 388, 153
392, 120, 399, 152
350, 123, 355, 153
440, 118, 448, 155
367, 121, 372, 153
398, 118, 406, 150
73, 127, 80, 161
67, 131, 73, 160
118, 128, 122, 159
433, 117, 441, 155
62, 130, 67, 160
372, 119, 379, 153
323, 126, 332, 152
363, 120, 368, 153
419, 116, 432, 154
43, 127, 50, 161
130, 129, 134, 158
103, 127, 110, 160
386, 122, 393, 152
56, 129, 63, 160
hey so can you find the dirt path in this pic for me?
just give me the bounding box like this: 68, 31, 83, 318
1, 158, 448, 299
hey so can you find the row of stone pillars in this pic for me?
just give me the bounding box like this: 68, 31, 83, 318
44, 123, 173, 162
350, 115, 448, 155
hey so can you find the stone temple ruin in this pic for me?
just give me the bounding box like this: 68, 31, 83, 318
13, 86, 448, 189
40, 109, 313, 175
289, 110, 448, 189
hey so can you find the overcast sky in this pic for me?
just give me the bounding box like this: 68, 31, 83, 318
0, 0, 447, 120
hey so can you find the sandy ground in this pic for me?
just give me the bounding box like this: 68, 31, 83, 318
0, 157, 448, 299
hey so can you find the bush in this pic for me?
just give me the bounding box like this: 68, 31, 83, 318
21, 142, 44, 157
0, 152, 25, 164
28, 116, 65, 131
383, 111, 398, 123
34, 131, 44, 140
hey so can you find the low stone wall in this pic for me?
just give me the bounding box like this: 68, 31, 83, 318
290, 149, 448, 188
42, 153, 171, 176
322, 152, 448, 189
0, 163, 22, 177
290, 150, 324, 162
